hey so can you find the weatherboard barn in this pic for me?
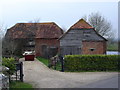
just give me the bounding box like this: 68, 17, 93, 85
59, 19, 107, 56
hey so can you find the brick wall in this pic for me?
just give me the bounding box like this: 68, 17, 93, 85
82, 41, 106, 54
35, 38, 60, 57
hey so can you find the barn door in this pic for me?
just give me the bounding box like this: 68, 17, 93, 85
41, 45, 48, 58
61, 46, 81, 56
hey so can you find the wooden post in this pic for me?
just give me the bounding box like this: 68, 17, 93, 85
54, 61, 56, 70
59, 55, 64, 72
16, 70, 17, 81
20, 62, 24, 82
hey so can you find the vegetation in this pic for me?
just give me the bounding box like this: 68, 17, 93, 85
2, 57, 16, 75
10, 81, 33, 89
37, 57, 61, 71
107, 43, 118, 51
64, 55, 119, 72
37, 57, 49, 66
83, 12, 113, 38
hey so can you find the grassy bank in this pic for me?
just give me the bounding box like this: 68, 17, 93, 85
37, 57, 48, 66
107, 43, 118, 51
10, 81, 33, 89
37, 57, 61, 71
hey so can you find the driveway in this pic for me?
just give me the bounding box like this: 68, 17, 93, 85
19, 58, 118, 88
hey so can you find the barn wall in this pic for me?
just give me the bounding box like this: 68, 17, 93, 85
60, 29, 105, 47
82, 41, 106, 54
60, 29, 106, 56
60, 46, 81, 56
35, 38, 60, 57
60, 30, 83, 47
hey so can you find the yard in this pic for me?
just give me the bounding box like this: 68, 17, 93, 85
21, 58, 118, 88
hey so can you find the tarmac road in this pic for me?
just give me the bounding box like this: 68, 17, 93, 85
80, 74, 118, 88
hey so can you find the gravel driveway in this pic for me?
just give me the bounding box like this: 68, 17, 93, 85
19, 58, 118, 88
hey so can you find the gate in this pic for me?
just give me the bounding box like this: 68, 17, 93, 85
48, 55, 64, 72
11, 62, 24, 82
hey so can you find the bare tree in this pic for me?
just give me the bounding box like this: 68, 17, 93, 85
2, 38, 16, 57
0, 26, 2, 58
0, 24, 6, 57
83, 12, 113, 38
0, 24, 4, 39
28, 18, 40, 23
82, 15, 87, 21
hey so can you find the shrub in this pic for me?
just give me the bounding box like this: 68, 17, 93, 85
64, 55, 119, 72
2, 57, 16, 75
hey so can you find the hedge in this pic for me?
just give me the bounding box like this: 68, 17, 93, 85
64, 55, 119, 72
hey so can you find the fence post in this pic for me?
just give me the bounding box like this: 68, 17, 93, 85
16, 70, 17, 81
20, 62, 24, 82
60, 55, 64, 72
54, 61, 56, 70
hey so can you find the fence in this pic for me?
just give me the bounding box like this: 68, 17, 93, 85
10, 62, 24, 82
48, 55, 64, 72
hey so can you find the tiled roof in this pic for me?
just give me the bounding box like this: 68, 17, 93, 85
5, 22, 63, 39
70, 19, 93, 29
59, 19, 107, 41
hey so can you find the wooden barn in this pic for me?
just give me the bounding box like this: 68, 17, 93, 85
59, 19, 107, 56
5, 22, 63, 58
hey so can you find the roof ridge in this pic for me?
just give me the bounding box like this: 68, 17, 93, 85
70, 18, 93, 29
16, 22, 55, 24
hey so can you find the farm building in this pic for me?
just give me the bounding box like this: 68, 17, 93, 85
59, 19, 107, 56
4, 22, 63, 58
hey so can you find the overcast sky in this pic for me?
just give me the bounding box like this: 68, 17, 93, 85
0, 0, 119, 38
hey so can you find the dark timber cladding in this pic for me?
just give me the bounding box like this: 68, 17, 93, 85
59, 19, 107, 56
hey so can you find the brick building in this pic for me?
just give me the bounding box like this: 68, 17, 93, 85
5, 22, 63, 57
59, 19, 107, 56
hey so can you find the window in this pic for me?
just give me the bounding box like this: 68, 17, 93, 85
89, 48, 95, 51
83, 30, 91, 37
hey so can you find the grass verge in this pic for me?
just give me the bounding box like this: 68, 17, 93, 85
37, 57, 61, 71
9, 81, 33, 89
107, 44, 118, 51
37, 57, 49, 66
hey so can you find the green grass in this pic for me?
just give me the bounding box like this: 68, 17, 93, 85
37, 57, 49, 66
55, 62, 62, 71
107, 44, 118, 51
10, 81, 33, 89
37, 57, 61, 71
